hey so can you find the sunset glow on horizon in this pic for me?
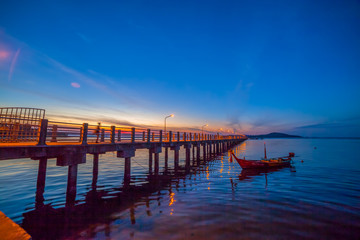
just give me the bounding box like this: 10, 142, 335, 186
1, 1, 359, 137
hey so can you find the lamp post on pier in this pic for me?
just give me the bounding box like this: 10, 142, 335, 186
201, 124, 208, 135
164, 114, 174, 134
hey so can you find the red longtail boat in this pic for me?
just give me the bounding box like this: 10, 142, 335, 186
230, 143, 294, 169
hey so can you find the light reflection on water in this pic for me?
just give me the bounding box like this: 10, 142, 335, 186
0, 139, 360, 239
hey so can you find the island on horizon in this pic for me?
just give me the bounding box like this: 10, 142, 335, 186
247, 132, 360, 139
247, 132, 302, 139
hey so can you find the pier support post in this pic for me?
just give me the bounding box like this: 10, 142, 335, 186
165, 147, 168, 170
66, 164, 78, 207
154, 153, 159, 175
185, 144, 191, 172
116, 147, 136, 187
35, 157, 47, 208
174, 150, 179, 170
148, 146, 161, 175
197, 145, 201, 162
92, 154, 99, 188
124, 157, 131, 184
171, 145, 180, 170
149, 149, 153, 175
203, 144, 206, 160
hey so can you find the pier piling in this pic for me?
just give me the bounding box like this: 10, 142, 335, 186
92, 154, 99, 188
124, 157, 131, 183
149, 149, 153, 174
66, 164, 78, 207
35, 157, 47, 208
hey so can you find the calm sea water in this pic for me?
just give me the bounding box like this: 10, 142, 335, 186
0, 138, 359, 239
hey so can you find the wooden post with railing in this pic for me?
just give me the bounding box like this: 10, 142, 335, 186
111, 126, 115, 144
51, 125, 58, 142
37, 119, 48, 146
147, 129, 151, 143
143, 131, 145, 141
117, 130, 121, 142
131, 128, 135, 143
152, 132, 154, 141
177, 132, 180, 142
169, 131, 172, 143
81, 123, 88, 145
101, 129, 105, 142
159, 130, 163, 143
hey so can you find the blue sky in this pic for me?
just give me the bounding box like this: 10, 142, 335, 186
1, 0, 360, 137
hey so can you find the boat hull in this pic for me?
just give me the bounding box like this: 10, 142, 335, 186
235, 158, 291, 169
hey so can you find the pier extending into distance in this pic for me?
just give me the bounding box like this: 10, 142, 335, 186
0, 107, 247, 209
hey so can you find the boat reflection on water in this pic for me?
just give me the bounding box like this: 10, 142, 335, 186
229, 166, 294, 191
238, 168, 283, 181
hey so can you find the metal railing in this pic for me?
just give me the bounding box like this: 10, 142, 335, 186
0, 107, 45, 143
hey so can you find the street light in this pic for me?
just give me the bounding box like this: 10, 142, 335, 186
201, 124, 208, 135
164, 114, 174, 134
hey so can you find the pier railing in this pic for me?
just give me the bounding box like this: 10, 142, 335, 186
0, 118, 246, 145
0, 107, 45, 143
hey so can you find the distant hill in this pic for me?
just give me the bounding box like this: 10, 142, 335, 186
247, 132, 302, 139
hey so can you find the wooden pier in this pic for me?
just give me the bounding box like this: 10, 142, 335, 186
0, 117, 247, 208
